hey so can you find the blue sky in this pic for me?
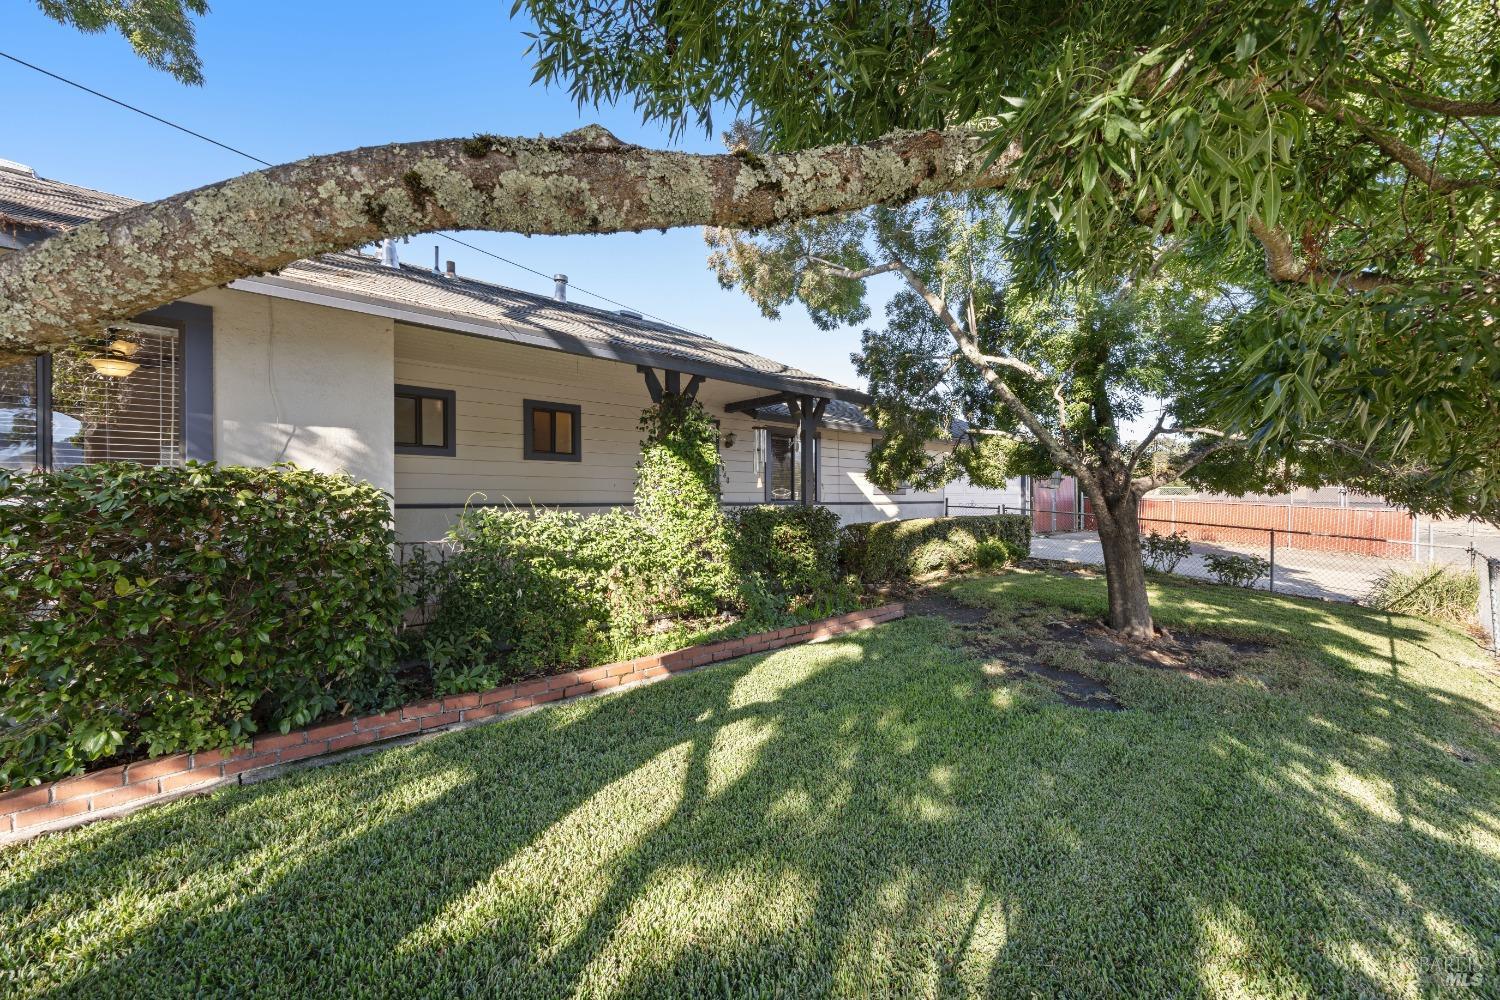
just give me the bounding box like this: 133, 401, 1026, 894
0, 2, 883, 387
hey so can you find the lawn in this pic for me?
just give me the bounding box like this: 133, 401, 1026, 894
3, 569, 1497, 997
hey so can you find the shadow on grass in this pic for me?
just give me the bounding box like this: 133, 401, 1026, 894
2, 581, 1497, 998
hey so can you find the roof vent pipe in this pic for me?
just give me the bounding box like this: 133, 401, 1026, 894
445, 260, 457, 278
553, 273, 568, 302
433, 245, 441, 273
379, 238, 399, 268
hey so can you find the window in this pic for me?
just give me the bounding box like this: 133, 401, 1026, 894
0, 323, 184, 471
759, 428, 816, 502
395, 385, 455, 456
524, 399, 581, 461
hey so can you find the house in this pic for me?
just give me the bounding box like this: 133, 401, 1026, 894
0, 159, 1023, 540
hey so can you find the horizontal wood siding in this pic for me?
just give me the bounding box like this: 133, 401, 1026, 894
392, 325, 948, 539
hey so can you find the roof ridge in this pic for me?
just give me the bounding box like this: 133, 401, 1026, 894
10, 166, 141, 205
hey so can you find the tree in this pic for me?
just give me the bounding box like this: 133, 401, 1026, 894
32, 0, 210, 84
0, 126, 1018, 361
708, 190, 1248, 637
526, 0, 1499, 510
4, 1, 1493, 505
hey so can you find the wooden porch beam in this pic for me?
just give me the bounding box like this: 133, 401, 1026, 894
637, 365, 664, 403
798, 396, 827, 506
723, 391, 795, 415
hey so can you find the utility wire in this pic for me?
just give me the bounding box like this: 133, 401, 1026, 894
0, 50, 273, 167
0, 48, 691, 330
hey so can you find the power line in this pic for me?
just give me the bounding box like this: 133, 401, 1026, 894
0, 50, 273, 167
0, 48, 691, 329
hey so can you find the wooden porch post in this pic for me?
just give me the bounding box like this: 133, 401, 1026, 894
798, 396, 827, 506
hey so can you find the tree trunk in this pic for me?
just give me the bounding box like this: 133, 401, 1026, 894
1095, 491, 1154, 640
0, 127, 1019, 360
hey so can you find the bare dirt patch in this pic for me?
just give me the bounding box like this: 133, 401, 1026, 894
909, 589, 1274, 708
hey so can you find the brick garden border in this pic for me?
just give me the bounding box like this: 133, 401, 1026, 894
1, 602, 905, 845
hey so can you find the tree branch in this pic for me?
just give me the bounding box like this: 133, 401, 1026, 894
1125, 410, 1169, 475
811, 252, 1082, 475
0, 126, 1021, 358
1246, 217, 1397, 291
1137, 432, 1244, 492
1301, 92, 1492, 193
1352, 78, 1500, 119
805, 257, 904, 281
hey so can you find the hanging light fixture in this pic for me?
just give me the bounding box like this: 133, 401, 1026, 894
88, 331, 141, 377
88, 355, 139, 378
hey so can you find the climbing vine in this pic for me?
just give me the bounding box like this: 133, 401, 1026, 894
634, 392, 739, 619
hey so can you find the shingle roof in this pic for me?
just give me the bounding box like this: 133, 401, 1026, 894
0, 162, 137, 235
751, 398, 876, 433
0, 162, 868, 405
265, 252, 857, 398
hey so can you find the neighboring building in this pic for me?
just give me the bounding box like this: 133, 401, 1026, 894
0, 159, 1021, 540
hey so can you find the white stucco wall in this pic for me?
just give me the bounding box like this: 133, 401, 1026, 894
185, 288, 395, 496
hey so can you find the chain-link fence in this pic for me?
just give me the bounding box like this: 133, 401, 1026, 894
947, 502, 1483, 606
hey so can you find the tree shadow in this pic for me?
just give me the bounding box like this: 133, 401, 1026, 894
3, 593, 1497, 997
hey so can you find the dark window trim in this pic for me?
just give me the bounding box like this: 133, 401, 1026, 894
140, 302, 214, 463
395, 384, 457, 456
10, 306, 209, 470
763, 427, 804, 503
523, 399, 582, 462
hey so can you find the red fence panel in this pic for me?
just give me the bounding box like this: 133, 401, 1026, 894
1137, 500, 1414, 559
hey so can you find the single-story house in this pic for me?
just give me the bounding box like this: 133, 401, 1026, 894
1, 158, 1019, 540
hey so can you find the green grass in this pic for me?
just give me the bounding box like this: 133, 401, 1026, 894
3, 569, 1498, 997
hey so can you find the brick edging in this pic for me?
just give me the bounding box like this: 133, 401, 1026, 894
1, 602, 905, 844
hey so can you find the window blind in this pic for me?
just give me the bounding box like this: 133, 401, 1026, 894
0, 323, 183, 471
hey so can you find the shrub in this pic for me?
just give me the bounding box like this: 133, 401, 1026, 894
1141, 530, 1191, 573
974, 538, 1025, 569
0, 462, 402, 789
423, 394, 746, 693
840, 514, 1030, 583
1366, 565, 1478, 625
1202, 552, 1270, 588
422, 507, 647, 691
728, 505, 841, 608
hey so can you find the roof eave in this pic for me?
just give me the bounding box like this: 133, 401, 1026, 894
229, 272, 871, 404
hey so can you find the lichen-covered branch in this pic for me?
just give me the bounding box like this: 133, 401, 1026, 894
0, 126, 1019, 358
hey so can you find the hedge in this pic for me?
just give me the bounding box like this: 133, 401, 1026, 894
839, 514, 1031, 582
727, 505, 848, 613
0, 463, 402, 789
422, 395, 753, 694
420, 507, 649, 692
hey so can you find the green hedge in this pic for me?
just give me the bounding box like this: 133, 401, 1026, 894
728, 505, 846, 612
839, 514, 1031, 582
0, 463, 402, 789
421, 508, 649, 692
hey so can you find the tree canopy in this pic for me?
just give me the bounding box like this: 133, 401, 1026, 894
33, 0, 210, 85
527, 0, 1499, 513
